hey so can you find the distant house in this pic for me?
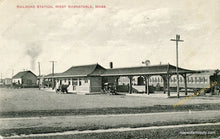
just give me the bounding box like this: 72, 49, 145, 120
12, 71, 37, 88
4, 78, 12, 87
0, 79, 3, 86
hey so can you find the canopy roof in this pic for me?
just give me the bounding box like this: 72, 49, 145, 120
45, 63, 199, 78
101, 64, 199, 76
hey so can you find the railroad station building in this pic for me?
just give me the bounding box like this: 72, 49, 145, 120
44, 63, 202, 96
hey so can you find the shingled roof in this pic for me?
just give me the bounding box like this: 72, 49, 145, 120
46, 64, 106, 78
12, 71, 36, 79
44, 63, 199, 78
101, 64, 198, 76
44, 73, 63, 78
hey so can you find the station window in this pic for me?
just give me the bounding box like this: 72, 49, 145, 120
191, 77, 194, 83
199, 77, 202, 83
203, 77, 206, 83
180, 77, 182, 82
85, 79, 88, 83
205, 78, 208, 83
79, 80, 82, 86
173, 77, 176, 82
195, 77, 197, 83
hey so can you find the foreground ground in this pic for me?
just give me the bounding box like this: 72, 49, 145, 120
0, 88, 220, 112
1, 111, 220, 137
15, 125, 219, 139
0, 88, 220, 138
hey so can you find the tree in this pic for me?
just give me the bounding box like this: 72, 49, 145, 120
142, 60, 151, 66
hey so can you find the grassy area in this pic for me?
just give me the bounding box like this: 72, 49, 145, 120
0, 88, 220, 138
1, 119, 220, 137
41, 125, 220, 139
0, 103, 220, 118
0, 88, 220, 112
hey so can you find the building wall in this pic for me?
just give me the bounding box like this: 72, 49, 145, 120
4, 79, 12, 85
12, 78, 22, 84
55, 77, 102, 93
102, 76, 116, 84
90, 77, 102, 92
75, 78, 90, 93
55, 77, 90, 93
22, 72, 37, 87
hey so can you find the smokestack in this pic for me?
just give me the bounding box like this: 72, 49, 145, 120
109, 62, 113, 69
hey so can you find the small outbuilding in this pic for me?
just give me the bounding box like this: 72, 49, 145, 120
12, 71, 37, 88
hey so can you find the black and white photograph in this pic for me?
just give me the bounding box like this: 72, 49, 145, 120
0, 0, 220, 138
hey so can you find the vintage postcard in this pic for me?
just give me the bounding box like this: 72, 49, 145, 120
0, 0, 220, 138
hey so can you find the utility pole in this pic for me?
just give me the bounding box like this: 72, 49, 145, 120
38, 62, 41, 90
12, 69, 14, 78
170, 34, 184, 98
49, 61, 57, 89
1, 72, 2, 83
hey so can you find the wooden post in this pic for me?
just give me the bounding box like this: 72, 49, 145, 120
144, 75, 150, 95
183, 74, 188, 96
115, 76, 119, 85
167, 75, 170, 97
115, 76, 119, 92
162, 75, 166, 94
129, 76, 133, 94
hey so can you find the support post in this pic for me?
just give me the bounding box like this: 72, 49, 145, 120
183, 74, 188, 96
167, 75, 171, 97
115, 76, 119, 92
144, 75, 150, 95
162, 76, 166, 94
128, 76, 133, 94
115, 76, 119, 85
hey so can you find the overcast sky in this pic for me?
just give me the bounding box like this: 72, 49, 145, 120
0, 0, 220, 78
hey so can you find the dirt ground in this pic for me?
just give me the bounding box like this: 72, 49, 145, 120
0, 88, 220, 112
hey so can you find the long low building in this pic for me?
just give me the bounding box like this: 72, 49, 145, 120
43, 63, 214, 96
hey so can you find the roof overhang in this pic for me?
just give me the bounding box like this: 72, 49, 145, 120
44, 75, 88, 78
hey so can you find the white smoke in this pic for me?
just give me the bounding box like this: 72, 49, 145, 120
26, 42, 42, 71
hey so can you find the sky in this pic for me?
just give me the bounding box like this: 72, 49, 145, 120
0, 0, 220, 78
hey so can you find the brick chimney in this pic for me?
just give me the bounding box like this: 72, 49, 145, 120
109, 62, 113, 69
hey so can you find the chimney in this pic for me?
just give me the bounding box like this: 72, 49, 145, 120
109, 62, 113, 69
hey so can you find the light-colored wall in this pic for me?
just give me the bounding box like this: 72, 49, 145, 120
4, 79, 12, 85
12, 78, 22, 84
56, 78, 90, 93
76, 78, 90, 93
